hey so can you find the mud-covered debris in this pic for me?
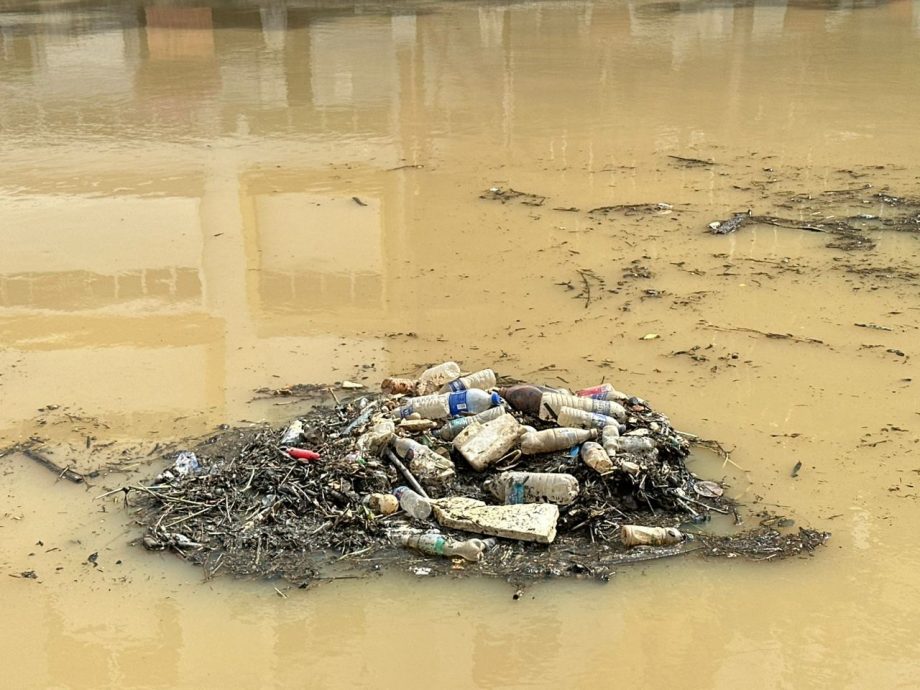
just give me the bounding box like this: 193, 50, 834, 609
126, 366, 829, 586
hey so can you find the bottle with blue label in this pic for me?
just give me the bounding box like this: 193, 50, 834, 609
397, 389, 502, 419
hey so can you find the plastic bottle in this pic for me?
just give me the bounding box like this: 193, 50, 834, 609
486, 471, 580, 505
612, 436, 657, 454
580, 441, 614, 474
538, 393, 627, 422
576, 383, 628, 401
497, 384, 560, 415
279, 419, 304, 446
417, 361, 462, 395
436, 406, 505, 441
392, 486, 432, 519
520, 428, 597, 455
620, 525, 683, 547
440, 368, 497, 393
397, 390, 502, 419
357, 419, 395, 455
396, 532, 486, 562
392, 437, 456, 487
556, 406, 620, 431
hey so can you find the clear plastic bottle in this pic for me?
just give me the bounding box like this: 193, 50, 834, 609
436, 406, 505, 441
417, 361, 462, 395
486, 471, 580, 505
395, 532, 486, 562
279, 419, 304, 446
580, 441, 614, 474
397, 390, 501, 419
538, 393, 627, 422
620, 525, 683, 547
576, 383, 628, 401
520, 428, 597, 455
392, 486, 432, 519
613, 436, 657, 454
556, 406, 620, 431
392, 438, 456, 488
439, 368, 497, 393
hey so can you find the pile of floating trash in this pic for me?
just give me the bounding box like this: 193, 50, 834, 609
130, 363, 828, 585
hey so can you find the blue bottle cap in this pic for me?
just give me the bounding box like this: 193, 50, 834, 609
490, 392, 502, 407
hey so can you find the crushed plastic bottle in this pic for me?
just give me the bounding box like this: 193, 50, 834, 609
279, 419, 304, 446
611, 436, 657, 454
519, 428, 597, 455
392, 437, 456, 488
395, 532, 486, 562
397, 390, 502, 420
485, 471, 580, 505
620, 525, 683, 547
417, 361, 462, 395
436, 405, 505, 441
580, 441, 614, 474
357, 419, 395, 455
392, 486, 432, 519
576, 383, 628, 401
439, 369, 497, 393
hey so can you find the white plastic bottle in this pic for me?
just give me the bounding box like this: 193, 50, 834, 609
538, 393, 627, 422
437, 406, 505, 441
417, 361, 462, 394
392, 437, 456, 487
620, 525, 683, 547
613, 436, 657, 454
556, 406, 620, 431
439, 369, 497, 393
279, 419, 304, 446
392, 486, 432, 519
397, 390, 501, 419
576, 383, 628, 401
486, 471, 580, 505
395, 532, 486, 562
519, 428, 597, 455
580, 441, 614, 474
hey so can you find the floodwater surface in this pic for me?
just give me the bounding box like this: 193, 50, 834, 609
1, 1, 920, 687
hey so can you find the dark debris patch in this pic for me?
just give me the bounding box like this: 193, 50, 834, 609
127, 384, 830, 587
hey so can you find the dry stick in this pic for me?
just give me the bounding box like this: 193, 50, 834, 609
21, 448, 87, 484
384, 448, 429, 499
577, 269, 591, 308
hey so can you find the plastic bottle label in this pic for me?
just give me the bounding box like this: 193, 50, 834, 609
508, 480, 525, 505
447, 379, 466, 392
434, 536, 446, 555
448, 391, 469, 416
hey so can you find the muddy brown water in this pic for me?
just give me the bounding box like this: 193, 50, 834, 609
2, 0, 920, 687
